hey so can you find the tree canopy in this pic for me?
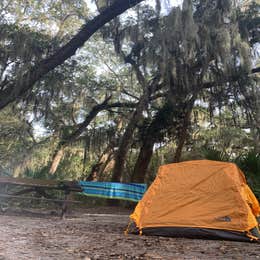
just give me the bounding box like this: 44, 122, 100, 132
0, 0, 259, 196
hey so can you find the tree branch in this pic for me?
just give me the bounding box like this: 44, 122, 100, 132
200, 67, 260, 90
61, 97, 137, 146
251, 67, 260, 74
0, 0, 144, 110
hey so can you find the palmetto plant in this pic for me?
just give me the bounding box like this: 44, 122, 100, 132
202, 147, 260, 198
201, 146, 230, 162
235, 151, 260, 198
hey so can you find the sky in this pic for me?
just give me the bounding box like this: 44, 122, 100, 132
87, 0, 184, 12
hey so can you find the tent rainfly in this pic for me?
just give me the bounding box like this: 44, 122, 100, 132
129, 160, 260, 242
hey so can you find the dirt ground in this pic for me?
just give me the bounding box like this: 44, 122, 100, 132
0, 207, 259, 260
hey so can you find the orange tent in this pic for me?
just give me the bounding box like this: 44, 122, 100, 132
130, 160, 260, 242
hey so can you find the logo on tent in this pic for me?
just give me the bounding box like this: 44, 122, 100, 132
215, 216, 232, 222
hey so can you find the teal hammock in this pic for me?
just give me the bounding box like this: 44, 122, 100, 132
78, 181, 147, 202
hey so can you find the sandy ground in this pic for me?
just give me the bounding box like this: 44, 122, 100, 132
0, 207, 259, 260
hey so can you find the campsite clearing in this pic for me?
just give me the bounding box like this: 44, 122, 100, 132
0, 207, 259, 260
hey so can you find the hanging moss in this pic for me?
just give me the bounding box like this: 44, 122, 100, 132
216, 28, 231, 63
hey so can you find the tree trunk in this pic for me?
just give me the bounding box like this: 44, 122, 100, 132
97, 151, 114, 180
173, 131, 187, 163
131, 139, 154, 183
111, 97, 147, 182
111, 119, 138, 182
0, 0, 144, 109
86, 147, 114, 181
49, 148, 64, 175
173, 99, 196, 163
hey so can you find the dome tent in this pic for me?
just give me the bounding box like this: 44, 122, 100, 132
130, 160, 260, 242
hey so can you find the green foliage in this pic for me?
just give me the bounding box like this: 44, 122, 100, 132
54, 149, 85, 180
0, 107, 35, 176
235, 151, 260, 198
24, 166, 50, 180
237, 1, 260, 46
199, 147, 260, 198
0, 0, 88, 35
201, 146, 229, 162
